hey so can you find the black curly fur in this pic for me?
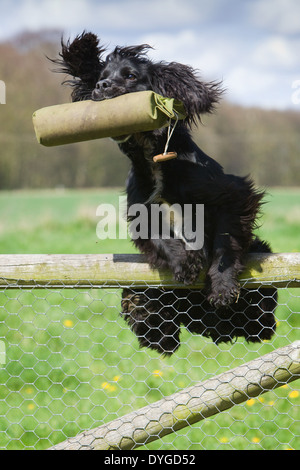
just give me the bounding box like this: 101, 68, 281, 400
50, 32, 106, 101
54, 32, 277, 355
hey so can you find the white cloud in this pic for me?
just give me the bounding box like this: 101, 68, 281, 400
0, 0, 299, 109
139, 30, 202, 63
252, 36, 299, 71
224, 66, 297, 109
9, 0, 89, 30
90, 0, 205, 31
0, 0, 210, 37
0, 0, 86, 39
249, 0, 300, 34
139, 30, 240, 80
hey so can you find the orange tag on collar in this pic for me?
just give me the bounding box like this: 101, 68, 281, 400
153, 151, 178, 163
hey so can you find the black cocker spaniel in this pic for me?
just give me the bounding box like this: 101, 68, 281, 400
54, 32, 277, 355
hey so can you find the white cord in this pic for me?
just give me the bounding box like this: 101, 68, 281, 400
163, 112, 179, 155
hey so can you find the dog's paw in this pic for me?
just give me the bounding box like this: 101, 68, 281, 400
121, 290, 147, 315
207, 283, 240, 308
173, 263, 200, 285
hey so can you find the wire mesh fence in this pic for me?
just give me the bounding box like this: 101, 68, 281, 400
0, 255, 299, 450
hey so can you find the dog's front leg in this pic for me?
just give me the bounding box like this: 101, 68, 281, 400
134, 237, 203, 284
206, 213, 244, 308
151, 238, 204, 285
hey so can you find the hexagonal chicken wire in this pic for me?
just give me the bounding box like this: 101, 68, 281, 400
0, 253, 299, 450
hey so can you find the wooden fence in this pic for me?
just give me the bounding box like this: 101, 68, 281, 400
0, 252, 300, 289
0, 252, 299, 450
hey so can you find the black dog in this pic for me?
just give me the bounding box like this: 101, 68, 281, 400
54, 32, 277, 355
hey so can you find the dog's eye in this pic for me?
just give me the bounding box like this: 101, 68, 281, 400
125, 73, 136, 80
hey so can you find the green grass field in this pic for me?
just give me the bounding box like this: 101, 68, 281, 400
0, 188, 299, 450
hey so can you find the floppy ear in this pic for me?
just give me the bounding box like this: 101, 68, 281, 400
51, 31, 106, 101
150, 62, 223, 125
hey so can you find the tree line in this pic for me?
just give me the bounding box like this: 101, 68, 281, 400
0, 30, 299, 190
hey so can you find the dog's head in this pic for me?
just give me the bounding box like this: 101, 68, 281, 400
92, 44, 153, 101
54, 31, 223, 126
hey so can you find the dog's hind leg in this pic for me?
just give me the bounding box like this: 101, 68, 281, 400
121, 287, 181, 355
183, 237, 277, 344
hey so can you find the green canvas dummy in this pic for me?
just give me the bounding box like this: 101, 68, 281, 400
32, 91, 186, 147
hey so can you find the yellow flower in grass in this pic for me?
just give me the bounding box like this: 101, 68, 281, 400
113, 375, 121, 382
153, 369, 163, 378
289, 390, 299, 399
63, 319, 73, 328
246, 398, 256, 407
102, 381, 117, 392
220, 437, 228, 443
252, 437, 260, 444
27, 403, 35, 411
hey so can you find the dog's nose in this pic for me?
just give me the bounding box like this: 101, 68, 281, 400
96, 79, 112, 90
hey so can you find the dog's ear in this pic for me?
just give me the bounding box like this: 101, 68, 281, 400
51, 31, 106, 101
109, 44, 153, 60
150, 62, 223, 125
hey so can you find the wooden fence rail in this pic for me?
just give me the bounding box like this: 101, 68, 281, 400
0, 252, 300, 289
50, 341, 300, 450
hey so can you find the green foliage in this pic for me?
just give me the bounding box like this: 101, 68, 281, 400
0, 188, 299, 449
196, 103, 300, 187
0, 32, 130, 190
1, 187, 299, 255
0, 31, 299, 189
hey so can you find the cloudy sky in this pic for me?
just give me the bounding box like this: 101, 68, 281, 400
1, 0, 300, 109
